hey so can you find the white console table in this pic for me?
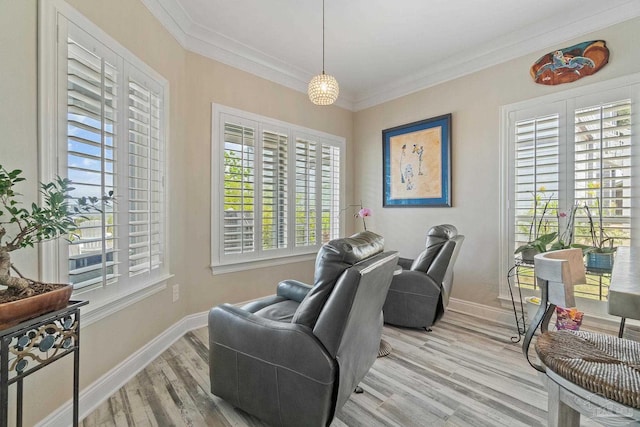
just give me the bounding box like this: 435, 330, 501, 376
608, 247, 640, 337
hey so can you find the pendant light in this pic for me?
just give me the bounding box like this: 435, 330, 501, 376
308, 0, 339, 105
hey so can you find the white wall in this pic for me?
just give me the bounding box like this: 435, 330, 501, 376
182, 51, 354, 315
353, 17, 640, 306
0, 1, 39, 280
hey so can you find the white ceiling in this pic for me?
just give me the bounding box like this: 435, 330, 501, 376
142, 0, 640, 110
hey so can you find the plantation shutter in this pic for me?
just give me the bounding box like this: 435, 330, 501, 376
213, 105, 345, 267
127, 75, 164, 278
295, 138, 318, 247
262, 129, 288, 250
321, 144, 341, 243
47, 6, 168, 302
223, 120, 256, 255
513, 114, 560, 250
65, 25, 119, 289
573, 99, 632, 247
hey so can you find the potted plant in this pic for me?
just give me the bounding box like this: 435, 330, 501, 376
514, 193, 557, 263
549, 204, 579, 251
0, 165, 106, 329
342, 201, 372, 231
571, 204, 616, 271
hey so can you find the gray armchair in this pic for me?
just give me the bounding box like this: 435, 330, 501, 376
383, 224, 464, 329
208, 231, 398, 427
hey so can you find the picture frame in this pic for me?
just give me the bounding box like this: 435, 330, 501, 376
382, 114, 452, 207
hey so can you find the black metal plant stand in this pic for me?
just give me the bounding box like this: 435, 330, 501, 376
507, 257, 613, 343
0, 300, 87, 427
506, 259, 534, 343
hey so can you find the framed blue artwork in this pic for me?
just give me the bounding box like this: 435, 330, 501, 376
382, 114, 452, 207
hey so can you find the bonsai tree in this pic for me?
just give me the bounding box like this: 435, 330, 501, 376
0, 165, 107, 298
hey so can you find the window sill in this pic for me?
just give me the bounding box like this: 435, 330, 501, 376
211, 254, 316, 275
78, 273, 173, 327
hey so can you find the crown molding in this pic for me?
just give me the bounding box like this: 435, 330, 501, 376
185, 21, 356, 110
142, 0, 640, 112
353, 0, 640, 111
139, 0, 355, 110
139, 0, 189, 47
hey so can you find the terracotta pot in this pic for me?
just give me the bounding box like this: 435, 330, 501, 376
0, 284, 73, 330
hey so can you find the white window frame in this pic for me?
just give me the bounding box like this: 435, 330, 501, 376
38, 0, 171, 322
499, 73, 640, 315
211, 104, 345, 274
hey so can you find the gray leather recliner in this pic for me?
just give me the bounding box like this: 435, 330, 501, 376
383, 224, 464, 329
208, 231, 398, 427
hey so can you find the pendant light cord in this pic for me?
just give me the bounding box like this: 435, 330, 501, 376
308, 0, 338, 105
322, 0, 325, 74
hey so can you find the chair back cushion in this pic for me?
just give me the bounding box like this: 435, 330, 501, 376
313, 250, 398, 412
291, 231, 384, 328
410, 224, 458, 273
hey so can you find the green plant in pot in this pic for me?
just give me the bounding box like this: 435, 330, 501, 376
571, 204, 616, 271
0, 165, 107, 328
549, 204, 579, 251
514, 193, 557, 263
515, 232, 557, 263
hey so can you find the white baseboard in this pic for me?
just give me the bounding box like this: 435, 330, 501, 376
37, 311, 209, 427
448, 296, 627, 337
448, 297, 516, 327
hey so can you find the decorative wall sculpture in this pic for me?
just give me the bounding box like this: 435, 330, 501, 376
531, 40, 609, 85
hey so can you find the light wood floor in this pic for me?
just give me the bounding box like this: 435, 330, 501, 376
80, 311, 603, 426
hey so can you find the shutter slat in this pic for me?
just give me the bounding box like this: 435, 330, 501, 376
262, 130, 288, 250
223, 121, 256, 255
572, 100, 632, 249
67, 33, 120, 288
295, 138, 317, 247
513, 114, 560, 250
127, 78, 164, 277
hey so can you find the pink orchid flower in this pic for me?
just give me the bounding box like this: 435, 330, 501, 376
358, 207, 372, 218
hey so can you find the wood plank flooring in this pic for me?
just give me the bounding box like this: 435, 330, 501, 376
80, 311, 603, 426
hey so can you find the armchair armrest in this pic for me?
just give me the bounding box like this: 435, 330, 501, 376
398, 257, 414, 270
390, 270, 440, 296
241, 295, 288, 313
277, 279, 313, 303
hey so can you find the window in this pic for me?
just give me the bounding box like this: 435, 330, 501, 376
573, 100, 632, 248
39, 1, 169, 309
501, 77, 640, 306
212, 105, 344, 271
513, 112, 561, 249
